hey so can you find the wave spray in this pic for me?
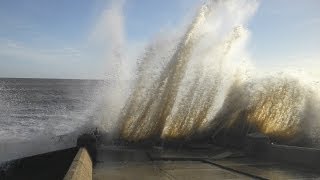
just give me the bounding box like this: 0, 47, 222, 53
114, 0, 320, 146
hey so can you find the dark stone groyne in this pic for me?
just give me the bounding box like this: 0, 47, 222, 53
0, 148, 78, 180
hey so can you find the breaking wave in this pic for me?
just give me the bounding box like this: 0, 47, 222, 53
115, 0, 320, 146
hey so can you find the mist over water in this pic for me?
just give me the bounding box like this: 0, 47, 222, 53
113, 0, 320, 145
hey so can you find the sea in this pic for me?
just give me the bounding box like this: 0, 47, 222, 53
0, 78, 104, 161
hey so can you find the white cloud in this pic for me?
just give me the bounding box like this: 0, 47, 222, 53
0, 39, 83, 62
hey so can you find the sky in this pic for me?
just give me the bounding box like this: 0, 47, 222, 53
0, 0, 319, 79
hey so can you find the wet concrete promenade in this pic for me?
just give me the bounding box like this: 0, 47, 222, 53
93, 145, 320, 180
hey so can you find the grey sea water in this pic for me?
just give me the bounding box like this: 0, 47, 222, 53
0, 78, 103, 141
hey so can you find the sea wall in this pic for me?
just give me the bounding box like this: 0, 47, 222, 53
64, 148, 92, 180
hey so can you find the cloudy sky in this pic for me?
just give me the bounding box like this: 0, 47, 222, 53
0, 0, 319, 79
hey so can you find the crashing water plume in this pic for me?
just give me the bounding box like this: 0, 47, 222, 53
114, 0, 320, 145
118, 0, 257, 141
246, 78, 305, 139
119, 3, 211, 140
213, 74, 320, 146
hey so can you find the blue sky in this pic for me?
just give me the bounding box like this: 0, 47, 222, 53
0, 0, 319, 79
249, 0, 320, 78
